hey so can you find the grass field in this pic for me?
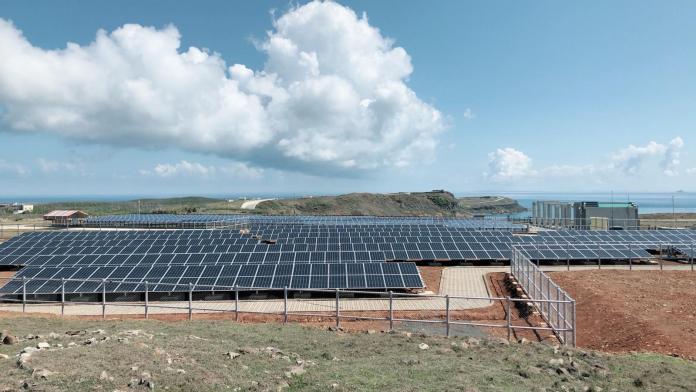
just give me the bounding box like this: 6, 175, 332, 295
1, 316, 695, 391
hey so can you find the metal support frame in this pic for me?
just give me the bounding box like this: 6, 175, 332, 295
102, 279, 106, 319
144, 281, 149, 319
22, 277, 26, 313
188, 283, 193, 321
235, 286, 239, 321
335, 289, 340, 329
283, 287, 289, 324
61, 278, 65, 316
445, 295, 451, 337
388, 291, 394, 332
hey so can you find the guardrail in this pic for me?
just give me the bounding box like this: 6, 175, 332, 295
0, 276, 573, 344
511, 248, 576, 346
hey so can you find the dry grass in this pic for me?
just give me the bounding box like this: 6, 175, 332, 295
0, 316, 695, 391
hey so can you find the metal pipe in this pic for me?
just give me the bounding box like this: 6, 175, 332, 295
144, 281, 149, 319
188, 283, 193, 321
445, 295, 450, 337
22, 277, 26, 313
283, 287, 288, 324
102, 279, 106, 319
506, 296, 511, 342
388, 291, 394, 332
335, 289, 340, 329
235, 286, 239, 322
61, 278, 65, 316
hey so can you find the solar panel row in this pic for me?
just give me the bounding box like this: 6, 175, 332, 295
0, 262, 423, 294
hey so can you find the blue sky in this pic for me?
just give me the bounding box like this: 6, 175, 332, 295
0, 0, 695, 197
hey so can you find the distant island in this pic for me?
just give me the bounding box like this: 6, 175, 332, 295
0, 191, 526, 222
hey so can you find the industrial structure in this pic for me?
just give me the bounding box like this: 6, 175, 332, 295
532, 200, 639, 229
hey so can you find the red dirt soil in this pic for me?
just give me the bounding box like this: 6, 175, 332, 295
551, 270, 696, 360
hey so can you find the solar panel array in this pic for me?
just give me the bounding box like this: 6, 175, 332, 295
85, 214, 526, 230
4, 216, 694, 296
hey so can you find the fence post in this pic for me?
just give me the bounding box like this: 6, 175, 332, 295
445, 295, 450, 338
144, 281, 149, 319
571, 300, 577, 347
22, 277, 26, 313
235, 286, 239, 322
283, 287, 288, 324
388, 291, 394, 332
61, 278, 65, 316
506, 296, 512, 342
629, 243, 633, 270
335, 289, 340, 329
659, 244, 663, 271
188, 283, 193, 321
102, 279, 106, 319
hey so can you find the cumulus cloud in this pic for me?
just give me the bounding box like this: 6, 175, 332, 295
686, 168, 696, 175
36, 158, 86, 175
609, 137, 684, 176
0, 159, 29, 176
0, 1, 443, 175
486, 148, 536, 182
486, 137, 686, 182
140, 160, 263, 179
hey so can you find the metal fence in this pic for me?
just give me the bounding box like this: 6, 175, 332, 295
0, 276, 572, 344
511, 248, 576, 346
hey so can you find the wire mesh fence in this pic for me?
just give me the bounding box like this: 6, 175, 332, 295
511, 248, 576, 346
0, 276, 573, 344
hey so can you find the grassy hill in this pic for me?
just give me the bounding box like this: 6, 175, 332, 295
256, 191, 525, 217
1, 191, 525, 222
1, 316, 694, 391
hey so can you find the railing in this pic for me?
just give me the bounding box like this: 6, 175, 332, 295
0, 276, 573, 344
518, 217, 696, 231
511, 248, 576, 346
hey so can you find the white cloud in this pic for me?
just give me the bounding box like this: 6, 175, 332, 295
463, 108, 475, 120
485, 137, 686, 182
0, 1, 443, 176
486, 147, 536, 182
141, 160, 263, 179
661, 137, 684, 176
36, 158, 86, 175
609, 137, 684, 176
686, 168, 696, 175
0, 159, 29, 176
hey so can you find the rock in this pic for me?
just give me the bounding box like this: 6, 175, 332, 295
37, 342, 50, 349
518, 338, 530, 344
32, 369, 55, 379
22, 347, 39, 354
0, 353, 8, 359
67, 342, 76, 347
3, 335, 17, 345
92, 329, 106, 335
549, 358, 564, 367
284, 365, 305, 378
418, 343, 430, 350
84, 338, 96, 345
65, 330, 86, 336
465, 337, 481, 346
366, 330, 377, 335
131, 366, 139, 372
99, 370, 114, 381
239, 347, 259, 355
224, 351, 241, 359
48, 332, 60, 339
331, 383, 339, 389
0, 330, 7, 341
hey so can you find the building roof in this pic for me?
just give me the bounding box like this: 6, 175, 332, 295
43, 210, 88, 218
